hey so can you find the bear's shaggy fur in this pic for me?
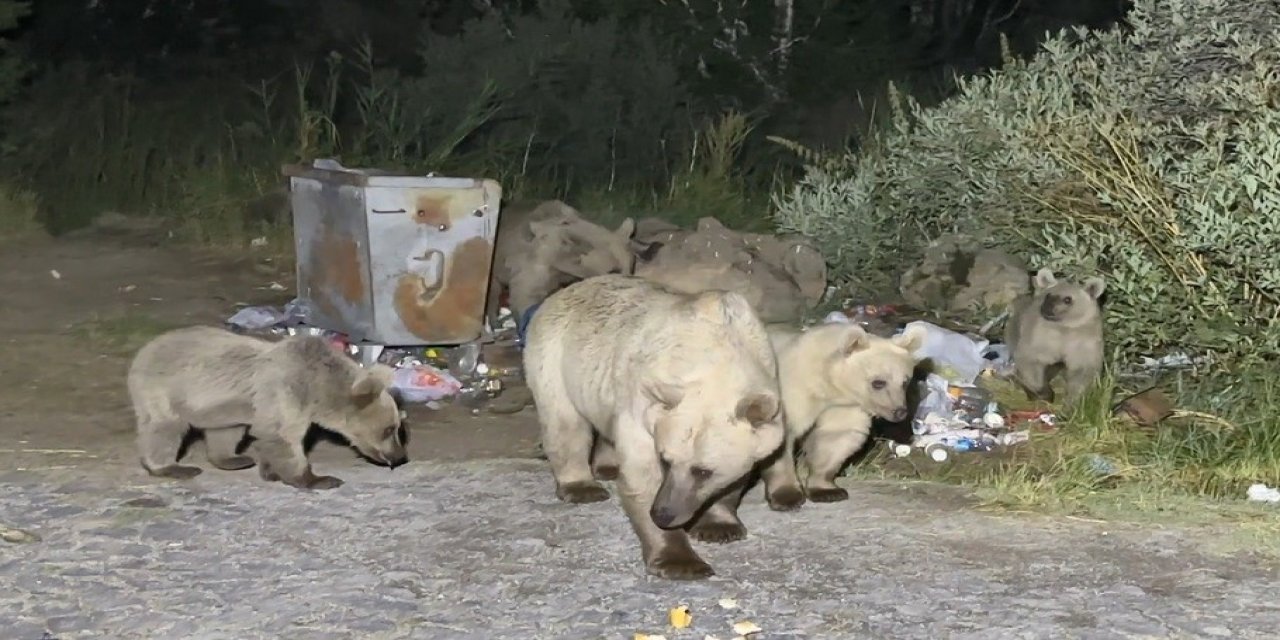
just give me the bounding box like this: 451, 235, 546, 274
760, 322, 927, 506
127, 326, 406, 490
523, 275, 784, 580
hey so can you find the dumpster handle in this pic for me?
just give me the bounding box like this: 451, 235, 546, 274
372, 208, 407, 214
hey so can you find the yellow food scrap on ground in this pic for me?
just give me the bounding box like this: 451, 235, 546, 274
732, 620, 763, 636
717, 598, 739, 610
669, 605, 693, 629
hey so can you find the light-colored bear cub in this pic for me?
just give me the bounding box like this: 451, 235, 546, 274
523, 274, 785, 581
760, 322, 927, 507
1006, 268, 1106, 403
127, 326, 407, 490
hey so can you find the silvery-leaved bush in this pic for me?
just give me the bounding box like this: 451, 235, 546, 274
772, 0, 1280, 365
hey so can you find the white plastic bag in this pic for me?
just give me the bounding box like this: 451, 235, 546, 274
902, 321, 990, 384
391, 364, 463, 403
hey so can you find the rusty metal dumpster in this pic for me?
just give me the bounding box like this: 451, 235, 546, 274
283, 159, 502, 346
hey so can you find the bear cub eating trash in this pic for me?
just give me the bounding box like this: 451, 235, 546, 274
127, 326, 407, 489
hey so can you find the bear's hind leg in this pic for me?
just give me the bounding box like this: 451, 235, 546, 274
138, 415, 202, 479
590, 434, 620, 481
204, 426, 255, 471
541, 406, 610, 504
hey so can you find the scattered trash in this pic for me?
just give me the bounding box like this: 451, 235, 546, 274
634, 634, 667, 640
823, 304, 900, 334
1136, 351, 1210, 373
50, 269, 61, 280
391, 365, 463, 403
267, 281, 287, 291
912, 374, 999, 435
1246, 484, 1280, 503
226, 298, 311, 331
119, 284, 137, 293
226, 306, 292, 331
717, 598, 739, 610
1, 524, 40, 544
903, 321, 990, 384
732, 620, 762, 637
1082, 453, 1118, 477
1006, 410, 1056, 429
669, 605, 693, 629
250, 236, 268, 248
219, 293, 524, 409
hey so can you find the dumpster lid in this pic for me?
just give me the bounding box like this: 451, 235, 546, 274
282, 158, 488, 190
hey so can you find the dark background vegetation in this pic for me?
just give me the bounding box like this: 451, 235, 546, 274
0, 0, 1129, 238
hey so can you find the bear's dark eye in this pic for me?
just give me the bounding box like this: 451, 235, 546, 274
1062, 296, 1073, 305
871, 380, 887, 390
382, 425, 397, 440
691, 466, 713, 481
659, 456, 672, 473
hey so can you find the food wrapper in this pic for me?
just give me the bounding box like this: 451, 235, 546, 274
669, 605, 693, 629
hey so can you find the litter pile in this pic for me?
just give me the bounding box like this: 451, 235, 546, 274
824, 306, 1052, 461
226, 300, 524, 411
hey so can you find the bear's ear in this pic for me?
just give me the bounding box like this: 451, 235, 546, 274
891, 323, 928, 354
1033, 268, 1057, 290
615, 217, 636, 239
691, 290, 756, 327
350, 372, 386, 409
736, 393, 780, 427
837, 323, 871, 357
1083, 276, 1106, 300
643, 380, 685, 411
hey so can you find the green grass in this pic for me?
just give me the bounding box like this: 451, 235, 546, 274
0, 181, 42, 241
70, 311, 178, 356
856, 366, 1280, 530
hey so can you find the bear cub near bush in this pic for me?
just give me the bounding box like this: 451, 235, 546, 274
1005, 268, 1106, 403
127, 326, 407, 490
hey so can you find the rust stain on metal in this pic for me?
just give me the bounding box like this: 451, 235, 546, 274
414, 193, 456, 229
314, 227, 366, 304
394, 236, 492, 341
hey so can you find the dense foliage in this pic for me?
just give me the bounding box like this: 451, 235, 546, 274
775, 0, 1280, 364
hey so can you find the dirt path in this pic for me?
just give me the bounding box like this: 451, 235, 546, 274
2, 236, 1278, 639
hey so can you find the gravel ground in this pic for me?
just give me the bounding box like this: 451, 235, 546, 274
3, 458, 1278, 640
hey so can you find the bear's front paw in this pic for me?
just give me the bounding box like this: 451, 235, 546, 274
307, 475, 344, 490
767, 485, 807, 511
689, 519, 747, 544
210, 455, 256, 471
807, 486, 849, 503
647, 550, 715, 581
556, 481, 611, 504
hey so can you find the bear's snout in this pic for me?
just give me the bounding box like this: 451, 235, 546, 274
891, 407, 909, 422
650, 505, 680, 529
